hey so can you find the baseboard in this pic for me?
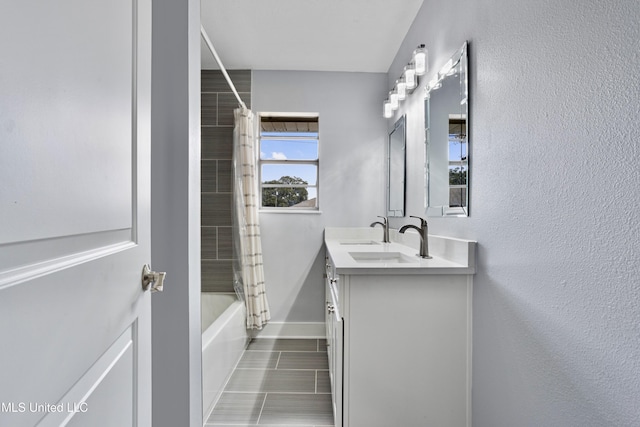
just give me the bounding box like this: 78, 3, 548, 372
251, 322, 325, 339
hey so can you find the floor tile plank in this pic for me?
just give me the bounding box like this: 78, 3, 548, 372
247, 338, 319, 352
259, 393, 334, 425
315, 370, 331, 394
237, 350, 280, 369
277, 352, 329, 370
225, 369, 316, 393
207, 392, 265, 424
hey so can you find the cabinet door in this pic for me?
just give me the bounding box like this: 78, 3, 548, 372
332, 309, 343, 427
347, 274, 471, 426
325, 273, 344, 426
325, 280, 334, 383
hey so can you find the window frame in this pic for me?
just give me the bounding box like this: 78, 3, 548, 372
258, 113, 320, 211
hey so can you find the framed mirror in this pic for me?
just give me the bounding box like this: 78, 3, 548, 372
425, 42, 469, 217
387, 115, 406, 217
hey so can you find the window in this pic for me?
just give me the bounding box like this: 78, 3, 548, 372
448, 118, 467, 209
259, 114, 319, 210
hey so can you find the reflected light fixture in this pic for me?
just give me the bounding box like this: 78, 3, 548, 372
427, 76, 441, 92
439, 58, 457, 77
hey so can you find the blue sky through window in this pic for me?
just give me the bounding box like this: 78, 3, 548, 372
448, 139, 467, 161
260, 132, 318, 160
260, 131, 318, 185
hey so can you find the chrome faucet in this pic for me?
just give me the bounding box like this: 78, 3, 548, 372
370, 216, 390, 243
399, 216, 432, 259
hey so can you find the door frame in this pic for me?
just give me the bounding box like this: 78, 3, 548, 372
150, 0, 203, 425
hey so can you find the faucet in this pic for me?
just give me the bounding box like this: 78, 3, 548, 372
399, 216, 432, 259
370, 216, 390, 243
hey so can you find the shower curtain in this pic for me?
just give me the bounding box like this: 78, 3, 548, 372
232, 107, 271, 329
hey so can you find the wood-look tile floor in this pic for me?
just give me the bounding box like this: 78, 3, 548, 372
205, 338, 334, 427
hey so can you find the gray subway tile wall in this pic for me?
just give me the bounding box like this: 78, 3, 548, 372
202, 127, 233, 159
202, 260, 233, 291
202, 193, 233, 227
201, 69, 251, 293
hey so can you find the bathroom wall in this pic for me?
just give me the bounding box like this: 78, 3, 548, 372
387, 0, 640, 425
200, 70, 251, 292
252, 71, 388, 325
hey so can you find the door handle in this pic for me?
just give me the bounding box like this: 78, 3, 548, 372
142, 264, 166, 292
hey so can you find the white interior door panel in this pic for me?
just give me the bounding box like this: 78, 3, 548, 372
0, 0, 152, 426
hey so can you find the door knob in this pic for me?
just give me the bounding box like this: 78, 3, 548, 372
142, 264, 166, 292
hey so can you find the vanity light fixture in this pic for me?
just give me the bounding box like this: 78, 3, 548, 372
382, 44, 427, 118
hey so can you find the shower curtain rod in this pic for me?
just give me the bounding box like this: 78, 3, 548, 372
200, 25, 247, 110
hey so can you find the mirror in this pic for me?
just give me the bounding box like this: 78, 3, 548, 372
425, 42, 468, 217
387, 115, 406, 217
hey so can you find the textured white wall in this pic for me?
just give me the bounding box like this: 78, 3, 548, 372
252, 71, 388, 323
388, 0, 640, 425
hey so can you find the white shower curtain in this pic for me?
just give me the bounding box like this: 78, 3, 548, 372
233, 107, 271, 329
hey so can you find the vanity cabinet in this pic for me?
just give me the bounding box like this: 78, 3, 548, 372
324, 229, 476, 427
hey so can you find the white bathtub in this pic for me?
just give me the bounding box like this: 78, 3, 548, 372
201, 292, 249, 421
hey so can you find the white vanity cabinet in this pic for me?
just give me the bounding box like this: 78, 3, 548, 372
324, 228, 476, 427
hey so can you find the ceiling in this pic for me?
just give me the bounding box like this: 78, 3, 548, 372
200, 0, 424, 73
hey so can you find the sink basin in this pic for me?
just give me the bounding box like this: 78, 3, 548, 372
349, 251, 418, 264
339, 240, 381, 245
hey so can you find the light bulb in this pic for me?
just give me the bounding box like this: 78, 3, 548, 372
396, 80, 407, 100
389, 91, 399, 110
383, 100, 393, 118
403, 66, 416, 90
413, 45, 427, 76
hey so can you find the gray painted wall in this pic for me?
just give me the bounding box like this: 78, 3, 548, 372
252, 71, 388, 323
388, 0, 640, 425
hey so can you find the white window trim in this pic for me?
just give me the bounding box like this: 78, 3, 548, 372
258, 112, 320, 212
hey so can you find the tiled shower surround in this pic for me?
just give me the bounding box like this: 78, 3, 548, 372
201, 70, 251, 292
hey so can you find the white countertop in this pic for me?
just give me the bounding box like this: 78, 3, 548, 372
325, 227, 476, 275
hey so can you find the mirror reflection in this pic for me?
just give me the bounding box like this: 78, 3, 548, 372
388, 115, 406, 217
425, 42, 469, 217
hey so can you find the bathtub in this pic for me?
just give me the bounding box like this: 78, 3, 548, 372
201, 292, 249, 421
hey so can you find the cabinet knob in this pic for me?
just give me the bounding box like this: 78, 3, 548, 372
330, 278, 337, 284
327, 304, 335, 313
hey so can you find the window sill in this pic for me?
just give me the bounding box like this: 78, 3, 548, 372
259, 209, 323, 215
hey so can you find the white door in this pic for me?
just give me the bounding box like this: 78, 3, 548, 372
0, 0, 153, 426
